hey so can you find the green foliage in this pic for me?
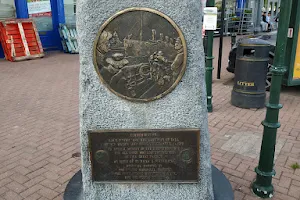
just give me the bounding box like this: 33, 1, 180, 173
215, 1, 222, 11
291, 163, 300, 170
231, 17, 240, 21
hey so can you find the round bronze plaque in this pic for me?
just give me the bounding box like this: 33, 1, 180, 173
93, 8, 187, 102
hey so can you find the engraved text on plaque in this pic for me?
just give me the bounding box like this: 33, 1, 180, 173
88, 129, 199, 182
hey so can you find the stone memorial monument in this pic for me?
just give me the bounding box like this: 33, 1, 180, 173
64, 1, 233, 200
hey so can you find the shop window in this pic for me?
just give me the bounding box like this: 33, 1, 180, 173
0, 0, 16, 20
64, 0, 76, 25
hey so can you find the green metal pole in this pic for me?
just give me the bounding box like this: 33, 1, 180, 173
252, 0, 293, 198
205, 0, 215, 113
231, 33, 237, 48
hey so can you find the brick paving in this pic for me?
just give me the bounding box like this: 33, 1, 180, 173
0, 53, 80, 200
210, 81, 300, 200
0, 37, 299, 200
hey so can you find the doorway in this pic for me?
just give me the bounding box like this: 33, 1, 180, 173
14, 0, 64, 50
26, 0, 61, 49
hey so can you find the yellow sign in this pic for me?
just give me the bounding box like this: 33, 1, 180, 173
293, 29, 300, 79
237, 81, 255, 87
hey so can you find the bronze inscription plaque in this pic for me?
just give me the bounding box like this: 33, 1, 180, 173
88, 129, 199, 182
93, 8, 187, 102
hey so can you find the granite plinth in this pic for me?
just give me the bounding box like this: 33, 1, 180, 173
64, 166, 234, 200
77, 0, 213, 199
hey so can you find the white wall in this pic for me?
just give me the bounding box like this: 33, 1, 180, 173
64, 0, 74, 5
0, 0, 15, 6
0, 0, 15, 19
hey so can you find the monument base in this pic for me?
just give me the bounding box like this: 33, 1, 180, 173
64, 165, 234, 200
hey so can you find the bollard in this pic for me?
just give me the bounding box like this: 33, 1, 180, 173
252, 0, 293, 198
203, 35, 208, 57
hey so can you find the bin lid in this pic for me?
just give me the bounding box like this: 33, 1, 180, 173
239, 38, 271, 47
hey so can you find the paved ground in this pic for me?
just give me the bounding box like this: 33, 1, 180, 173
0, 36, 299, 200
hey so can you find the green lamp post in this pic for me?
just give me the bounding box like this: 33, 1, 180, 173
205, 0, 215, 113
252, 0, 293, 198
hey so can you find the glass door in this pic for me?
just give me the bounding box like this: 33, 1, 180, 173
64, 0, 76, 25
27, 0, 60, 49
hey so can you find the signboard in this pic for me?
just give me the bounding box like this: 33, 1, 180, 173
27, 0, 52, 17
88, 129, 200, 182
293, 30, 300, 80
203, 7, 218, 30
288, 28, 294, 38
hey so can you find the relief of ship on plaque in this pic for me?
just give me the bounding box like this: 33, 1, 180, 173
93, 8, 187, 101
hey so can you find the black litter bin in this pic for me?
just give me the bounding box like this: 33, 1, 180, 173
231, 38, 271, 108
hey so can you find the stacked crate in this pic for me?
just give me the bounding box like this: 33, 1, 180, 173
0, 18, 44, 61
59, 24, 79, 54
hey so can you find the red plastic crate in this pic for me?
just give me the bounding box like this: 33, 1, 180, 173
0, 18, 44, 61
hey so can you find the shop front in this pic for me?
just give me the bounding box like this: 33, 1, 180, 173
0, 0, 76, 58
